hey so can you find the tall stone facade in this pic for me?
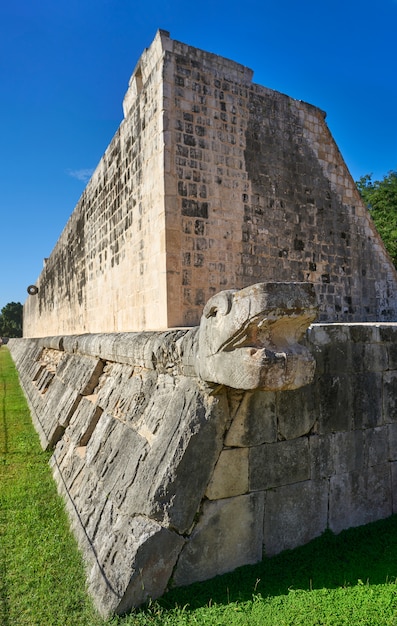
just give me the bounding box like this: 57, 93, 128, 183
23, 30, 397, 337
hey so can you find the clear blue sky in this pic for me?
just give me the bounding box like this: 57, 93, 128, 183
1, 0, 396, 310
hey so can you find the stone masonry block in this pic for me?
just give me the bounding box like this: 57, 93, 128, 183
310, 430, 364, 479
128, 381, 229, 533
391, 462, 397, 513
388, 423, 397, 460
383, 371, 397, 423
277, 384, 317, 440
317, 374, 353, 434
264, 480, 328, 556
351, 342, 388, 373
41, 378, 81, 448
307, 324, 350, 348
313, 341, 350, 377
173, 493, 264, 587
249, 437, 310, 491
310, 433, 333, 479
88, 513, 185, 617
379, 326, 397, 343
205, 447, 249, 499
86, 378, 229, 534
67, 396, 103, 447
96, 363, 155, 420
387, 344, 397, 370
84, 415, 149, 512
56, 354, 104, 395
31, 362, 45, 381
329, 464, 392, 534
349, 325, 381, 344
363, 426, 389, 467
35, 369, 54, 393
352, 372, 383, 429
224, 390, 277, 447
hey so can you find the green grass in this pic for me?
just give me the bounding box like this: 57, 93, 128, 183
2, 345, 397, 625
0, 347, 102, 626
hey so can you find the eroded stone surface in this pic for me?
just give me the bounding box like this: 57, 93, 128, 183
172, 493, 265, 586
224, 390, 277, 447
88, 515, 185, 616
205, 447, 249, 499
329, 465, 392, 534
264, 481, 328, 556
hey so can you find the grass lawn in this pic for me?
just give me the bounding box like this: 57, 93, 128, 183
2, 345, 397, 625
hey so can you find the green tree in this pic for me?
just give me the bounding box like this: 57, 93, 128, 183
0, 302, 23, 338
356, 170, 397, 267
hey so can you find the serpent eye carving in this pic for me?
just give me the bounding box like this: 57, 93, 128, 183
203, 291, 234, 319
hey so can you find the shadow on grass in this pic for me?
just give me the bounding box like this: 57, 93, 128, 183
155, 514, 397, 612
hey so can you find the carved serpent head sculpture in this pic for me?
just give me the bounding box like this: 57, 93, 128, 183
195, 282, 318, 391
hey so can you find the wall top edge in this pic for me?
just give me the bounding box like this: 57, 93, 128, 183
21, 321, 397, 344
14, 321, 397, 350
124, 29, 325, 122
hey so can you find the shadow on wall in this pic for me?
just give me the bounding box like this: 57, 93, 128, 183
158, 515, 397, 611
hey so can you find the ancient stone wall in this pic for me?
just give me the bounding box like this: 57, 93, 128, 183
23, 30, 397, 337
9, 285, 397, 615
24, 31, 170, 336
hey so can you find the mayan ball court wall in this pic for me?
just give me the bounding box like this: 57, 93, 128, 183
23, 29, 397, 337
10, 30, 397, 618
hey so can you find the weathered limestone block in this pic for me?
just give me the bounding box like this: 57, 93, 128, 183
172, 493, 265, 587
383, 371, 397, 423
224, 390, 277, 447
352, 372, 383, 429
51, 448, 185, 616
125, 383, 228, 532
9, 339, 42, 376
88, 516, 185, 616
250, 438, 310, 491
63, 330, 188, 370
364, 427, 390, 467
391, 462, 397, 513
263, 480, 328, 556
317, 373, 353, 434
67, 396, 103, 446
329, 465, 392, 534
94, 362, 154, 420
348, 325, 381, 344
55, 353, 104, 395
388, 423, 397, 460
277, 384, 317, 440
35, 368, 54, 393
11, 343, 105, 450
30, 361, 46, 382
351, 342, 388, 373
205, 448, 249, 499
310, 431, 364, 479
388, 343, 397, 370
40, 378, 81, 447
84, 377, 230, 533
307, 323, 351, 348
